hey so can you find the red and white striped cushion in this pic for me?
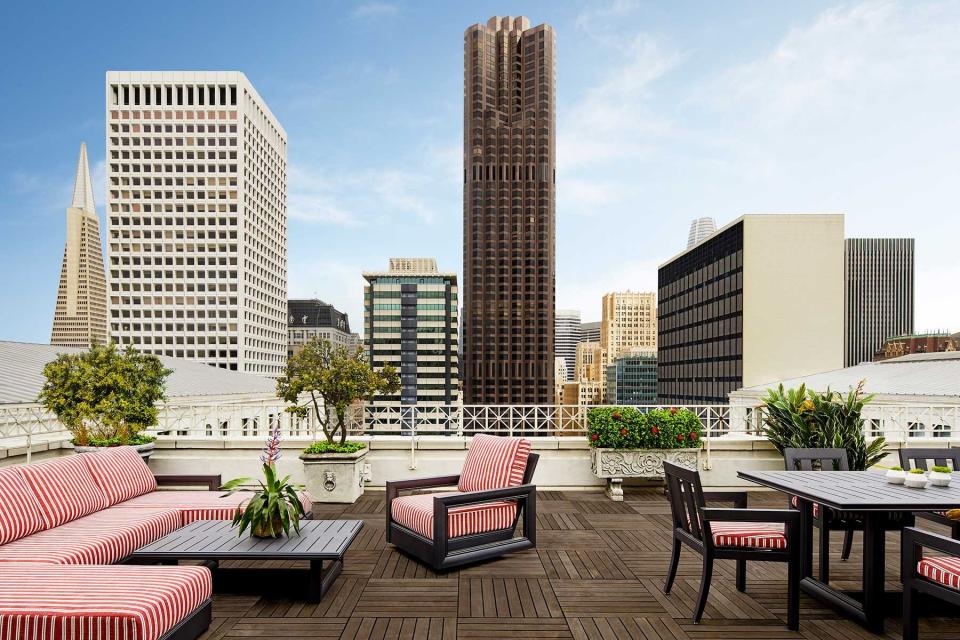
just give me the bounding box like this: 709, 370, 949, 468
919, 556, 960, 590
0, 563, 211, 640
711, 522, 788, 549
391, 492, 518, 539
17, 455, 108, 528
0, 467, 47, 545
458, 435, 531, 492
81, 447, 157, 506
789, 495, 820, 517
114, 490, 313, 525
0, 507, 180, 565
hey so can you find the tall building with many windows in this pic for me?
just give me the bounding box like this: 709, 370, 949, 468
606, 348, 658, 405
105, 72, 287, 376
287, 299, 359, 358
51, 143, 109, 348
580, 321, 600, 344
601, 291, 657, 362
687, 217, 717, 248
844, 238, 914, 366
462, 16, 556, 405
658, 215, 845, 404
364, 259, 458, 423
555, 309, 581, 382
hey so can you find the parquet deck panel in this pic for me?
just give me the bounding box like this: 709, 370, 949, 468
195, 488, 960, 639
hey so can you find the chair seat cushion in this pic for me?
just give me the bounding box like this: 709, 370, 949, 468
391, 492, 518, 539
81, 446, 158, 506
0, 563, 211, 640
0, 507, 180, 565
113, 489, 313, 525
919, 556, 960, 590
458, 434, 531, 493
0, 467, 46, 545
711, 522, 788, 550
17, 455, 109, 528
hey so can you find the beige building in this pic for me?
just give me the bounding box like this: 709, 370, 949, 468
575, 341, 605, 383
51, 143, 109, 348
601, 290, 656, 365
658, 214, 845, 403
561, 381, 603, 407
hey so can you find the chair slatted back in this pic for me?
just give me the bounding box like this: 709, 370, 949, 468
784, 447, 849, 471
663, 461, 706, 542
899, 448, 960, 472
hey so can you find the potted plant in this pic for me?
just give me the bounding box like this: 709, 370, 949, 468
886, 466, 906, 484
929, 465, 953, 487
37, 344, 171, 461
277, 337, 399, 504
588, 406, 703, 501
904, 468, 929, 489
221, 423, 306, 538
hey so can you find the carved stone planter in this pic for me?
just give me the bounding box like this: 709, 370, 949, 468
300, 448, 368, 504
591, 447, 701, 501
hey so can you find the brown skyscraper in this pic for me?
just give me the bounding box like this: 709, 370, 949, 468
462, 16, 556, 405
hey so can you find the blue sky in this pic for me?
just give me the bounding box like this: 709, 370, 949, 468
1, 0, 958, 341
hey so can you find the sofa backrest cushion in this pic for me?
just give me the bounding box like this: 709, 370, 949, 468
17, 455, 109, 528
81, 447, 158, 506
0, 468, 47, 545
458, 434, 532, 493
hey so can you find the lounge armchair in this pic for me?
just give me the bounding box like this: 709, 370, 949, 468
386, 434, 538, 571
902, 526, 960, 639
899, 448, 960, 539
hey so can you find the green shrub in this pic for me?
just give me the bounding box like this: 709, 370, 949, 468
909, 468, 926, 475
931, 465, 952, 474
302, 441, 367, 455
84, 434, 157, 448
587, 407, 702, 449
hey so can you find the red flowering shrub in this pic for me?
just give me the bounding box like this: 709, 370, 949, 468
587, 407, 703, 449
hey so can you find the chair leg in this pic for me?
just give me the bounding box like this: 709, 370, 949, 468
735, 559, 746, 592
664, 536, 681, 595
818, 526, 830, 583
692, 555, 713, 624
952, 521, 960, 541
902, 584, 917, 640
787, 551, 800, 631
841, 528, 854, 560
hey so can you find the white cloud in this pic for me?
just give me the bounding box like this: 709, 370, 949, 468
351, 2, 399, 20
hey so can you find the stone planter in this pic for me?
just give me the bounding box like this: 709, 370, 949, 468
591, 447, 701, 501
300, 448, 368, 504
75, 442, 156, 463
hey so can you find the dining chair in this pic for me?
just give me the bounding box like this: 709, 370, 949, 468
662, 461, 801, 630
902, 526, 960, 640
899, 448, 960, 539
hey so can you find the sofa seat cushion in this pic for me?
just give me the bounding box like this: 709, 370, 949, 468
0, 507, 180, 565
458, 434, 531, 493
391, 492, 517, 539
113, 490, 313, 526
0, 563, 211, 640
0, 467, 46, 545
711, 522, 788, 550
17, 455, 108, 528
919, 556, 960, 590
81, 446, 158, 505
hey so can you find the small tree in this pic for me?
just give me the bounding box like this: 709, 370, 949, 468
38, 344, 172, 446
277, 337, 400, 445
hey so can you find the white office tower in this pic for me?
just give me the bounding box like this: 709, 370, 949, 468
687, 217, 717, 248
105, 72, 287, 376
555, 309, 581, 382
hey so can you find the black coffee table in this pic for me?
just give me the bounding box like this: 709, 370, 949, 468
132, 519, 363, 602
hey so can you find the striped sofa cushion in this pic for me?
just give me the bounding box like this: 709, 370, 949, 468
0, 563, 211, 640
17, 455, 109, 528
458, 435, 531, 493
919, 556, 960, 590
711, 522, 788, 550
0, 467, 46, 546
114, 489, 313, 525
0, 507, 180, 565
81, 446, 157, 506
391, 492, 518, 539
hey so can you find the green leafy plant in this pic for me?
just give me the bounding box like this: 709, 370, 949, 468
587, 407, 702, 449
762, 380, 885, 471
889, 466, 903, 471
303, 441, 366, 455
277, 338, 400, 445
909, 468, 926, 475
37, 344, 171, 446
931, 466, 951, 474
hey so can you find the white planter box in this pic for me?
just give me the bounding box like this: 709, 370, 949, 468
591, 447, 701, 501
300, 449, 367, 504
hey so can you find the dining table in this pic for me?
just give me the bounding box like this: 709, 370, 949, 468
737, 469, 960, 633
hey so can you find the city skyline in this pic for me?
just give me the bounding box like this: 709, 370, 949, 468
2, 1, 959, 345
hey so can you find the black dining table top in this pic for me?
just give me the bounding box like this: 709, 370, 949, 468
737, 470, 960, 512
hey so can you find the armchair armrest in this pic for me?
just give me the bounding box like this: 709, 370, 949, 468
153, 474, 221, 491
434, 484, 536, 508
386, 474, 461, 502
703, 491, 748, 508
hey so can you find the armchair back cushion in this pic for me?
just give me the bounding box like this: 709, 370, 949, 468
82, 446, 158, 506
0, 468, 46, 545
17, 455, 108, 528
458, 435, 531, 493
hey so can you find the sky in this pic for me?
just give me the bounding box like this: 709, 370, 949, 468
1, 0, 958, 342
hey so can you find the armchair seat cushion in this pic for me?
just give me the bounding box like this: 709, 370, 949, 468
113, 489, 313, 526
711, 522, 788, 550
919, 556, 960, 590
391, 492, 517, 539
0, 563, 211, 640
0, 507, 180, 565
81, 446, 158, 506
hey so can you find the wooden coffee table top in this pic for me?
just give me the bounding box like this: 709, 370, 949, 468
133, 519, 364, 561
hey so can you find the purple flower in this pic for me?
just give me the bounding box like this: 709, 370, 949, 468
261, 422, 282, 467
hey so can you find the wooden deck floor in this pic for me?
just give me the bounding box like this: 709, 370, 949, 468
198, 488, 960, 640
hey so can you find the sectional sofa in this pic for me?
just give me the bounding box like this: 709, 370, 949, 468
0, 446, 310, 640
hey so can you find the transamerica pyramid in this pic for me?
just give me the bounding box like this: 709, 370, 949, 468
50, 143, 109, 347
